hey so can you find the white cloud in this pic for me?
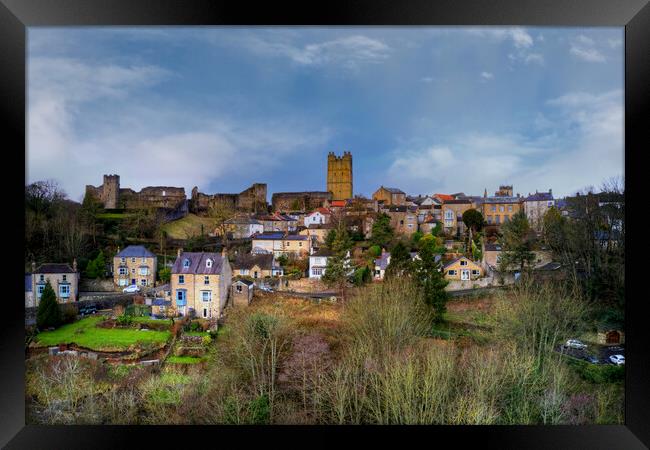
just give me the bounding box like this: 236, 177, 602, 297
234, 34, 391, 70
420, 76, 435, 83
466, 27, 543, 68
27, 56, 332, 201
524, 53, 545, 65
608, 38, 622, 48
576, 34, 594, 45
480, 71, 494, 80
570, 45, 606, 62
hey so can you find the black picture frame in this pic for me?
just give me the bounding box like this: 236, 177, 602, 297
2, 0, 648, 448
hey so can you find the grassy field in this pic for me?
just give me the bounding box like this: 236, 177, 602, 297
167, 355, 205, 364
34, 316, 171, 351
161, 214, 215, 240
132, 317, 173, 326
96, 213, 132, 220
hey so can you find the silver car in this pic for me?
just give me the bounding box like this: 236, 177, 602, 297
565, 339, 587, 349
609, 354, 625, 365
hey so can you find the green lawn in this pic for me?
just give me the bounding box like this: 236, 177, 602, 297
166, 355, 205, 364
184, 331, 209, 337
132, 317, 172, 326
35, 316, 171, 351
160, 213, 215, 240
96, 213, 132, 219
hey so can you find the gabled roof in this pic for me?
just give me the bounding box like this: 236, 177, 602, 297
434, 194, 454, 201
232, 253, 274, 271
443, 256, 480, 269
34, 263, 76, 274
233, 278, 255, 286
379, 186, 405, 194
172, 252, 226, 275
252, 232, 285, 240
311, 248, 335, 257
525, 192, 554, 202
116, 245, 156, 258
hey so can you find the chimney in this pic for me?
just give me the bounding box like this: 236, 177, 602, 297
117, 246, 120, 254
177, 248, 182, 258
73, 258, 77, 272
221, 246, 227, 258
31, 261, 36, 273
549, 189, 552, 195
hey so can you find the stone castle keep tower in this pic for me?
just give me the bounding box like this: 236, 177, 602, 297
327, 151, 353, 201
102, 174, 120, 209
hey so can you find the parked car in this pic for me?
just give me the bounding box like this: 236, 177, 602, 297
609, 354, 625, 365
79, 305, 97, 316
259, 285, 273, 292
564, 339, 587, 349
585, 355, 599, 364
123, 284, 140, 293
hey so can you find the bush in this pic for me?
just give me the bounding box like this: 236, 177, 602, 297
570, 360, 625, 384
202, 335, 212, 347
368, 245, 381, 258
116, 315, 134, 326
36, 281, 62, 329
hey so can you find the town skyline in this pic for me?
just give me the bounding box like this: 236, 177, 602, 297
27, 27, 623, 201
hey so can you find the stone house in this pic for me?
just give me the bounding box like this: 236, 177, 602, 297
113, 245, 157, 289
441, 199, 472, 236
151, 299, 172, 317
597, 326, 625, 345
385, 205, 418, 236
223, 216, 264, 239
31, 261, 80, 305
482, 243, 503, 272
299, 224, 333, 245
373, 186, 406, 206
309, 249, 352, 279
523, 190, 555, 231
170, 250, 232, 319
480, 195, 524, 227
419, 216, 440, 234
251, 232, 312, 257
231, 253, 283, 279
443, 256, 484, 281
231, 279, 254, 307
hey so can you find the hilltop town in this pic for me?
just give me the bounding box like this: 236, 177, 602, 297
24, 151, 625, 426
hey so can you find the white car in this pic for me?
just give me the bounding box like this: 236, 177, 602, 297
565, 339, 587, 350
123, 284, 140, 293
609, 354, 625, 365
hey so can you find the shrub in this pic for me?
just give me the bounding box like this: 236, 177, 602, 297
202, 335, 212, 347
116, 315, 134, 326
368, 245, 381, 258
36, 281, 62, 329
569, 360, 625, 384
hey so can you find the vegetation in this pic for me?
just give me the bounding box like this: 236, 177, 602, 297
498, 210, 536, 273
369, 213, 394, 249
84, 250, 106, 279
322, 226, 354, 299
34, 316, 170, 351
36, 281, 63, 330
161, 214, 217, 240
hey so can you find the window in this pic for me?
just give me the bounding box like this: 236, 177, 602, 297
495, 215, 501, 224
445, 210, 454, 220
203, 308, 208, 318
178, 275, 185, 284
508, 205, 513, 212
491, 205, 496, 212
142, 257, 146, 263
313, 268, 323, 276
472, 270, 480, 276
139, 268, 148, 275
121, 257, 125, 263
408, 224, 413, 228
504, 216, 509, 222
119, 279, 127, 286
236, 284, 243, 292
548, 201, 554, 207
131, 257, 136, 263
59, 285, 70, 298
39, 274, 44, 282
177, 290, 186, 301
140, 279, 147, 286
460, 260, 468, 266
119, 267, 127, 275
204, 276, 210, 285
487, 215, 493, 224
206, 259, 213, 268
241, 269, 249, 275
37, 285, 45, 297
499, 206, 505, 213
201, 291, 212, 302
448, 270, 457, 276
254, 271, 258, 279
62, 275, 67, 281
183, 259, 190, 268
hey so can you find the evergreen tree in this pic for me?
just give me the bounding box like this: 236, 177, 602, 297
385, 241, 412, 279
36, 281, 62, 329
322, 227, 354, 301
499, 210, 536, 273
412, 238, 449, 322
370, 213, 394, 248
324, 229, 337, 249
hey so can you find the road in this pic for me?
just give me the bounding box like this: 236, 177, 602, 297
555, 343, 625, 365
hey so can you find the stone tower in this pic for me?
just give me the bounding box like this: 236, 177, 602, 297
326, 151, 353, 201
103, 174, 120, 209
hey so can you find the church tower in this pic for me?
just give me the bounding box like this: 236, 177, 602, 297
327, 151, 353, 201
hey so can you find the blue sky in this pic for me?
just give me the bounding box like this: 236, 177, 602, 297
27, 27, 624, 202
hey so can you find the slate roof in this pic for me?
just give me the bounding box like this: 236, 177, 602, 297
233, 278, 255, 286
443, 199, 472, 205
381, 187, 405, 194
285, 234, 309, 241
34, 263, 76, 274
484, 243, 503, 252
25, 274, 32, 292
116, 245, 156, 258
224, 216, 262, 225
172, 252, 226, 275
311, 248, 335, 257
252, 232, 285, 240
152, 299, 171, 307
525, 192, 554, 202
482, 197, 522, 204
232, 253, 274, 271
443, 256, 479, 269
387, 205, 408, 212
374, 251, 421, 270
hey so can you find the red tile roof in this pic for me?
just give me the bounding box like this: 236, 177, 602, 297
434, 194, 454, 201
330, 200, 346, 207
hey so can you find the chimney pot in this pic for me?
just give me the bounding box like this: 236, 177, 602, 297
31, 261, 36, 273
177, 248, 182, 258
73, 258, 77, 272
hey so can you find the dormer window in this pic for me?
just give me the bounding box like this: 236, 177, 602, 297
39, 274, 44, 282
206, 259, 213, 268
183, 259, 190, 268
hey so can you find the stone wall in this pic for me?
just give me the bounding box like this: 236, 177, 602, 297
272, 191, 332, 212
191, 183, 268, 213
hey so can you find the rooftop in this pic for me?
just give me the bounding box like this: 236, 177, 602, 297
171, 252, 226, 275
34, 263, 76, 274
116, 245, 156, 258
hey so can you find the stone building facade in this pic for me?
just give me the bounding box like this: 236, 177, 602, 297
190, 183, 267, 214
326, 152, 353, 201
113, 245, 158, 289
271, 191, 332, 212
31, 261, 80, 305
85, 174, 186, 210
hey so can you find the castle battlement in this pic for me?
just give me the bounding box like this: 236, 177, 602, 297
326, 151, 353, 201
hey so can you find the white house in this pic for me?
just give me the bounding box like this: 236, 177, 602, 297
309, 249, 351, 279
303, 208, 332, 227
373, 249, 422, 280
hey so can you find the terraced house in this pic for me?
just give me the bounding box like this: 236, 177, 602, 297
31, 261, 79, 305
171, 250, 232, 319
251, 231, 312, 257
113, 245, 157, 289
